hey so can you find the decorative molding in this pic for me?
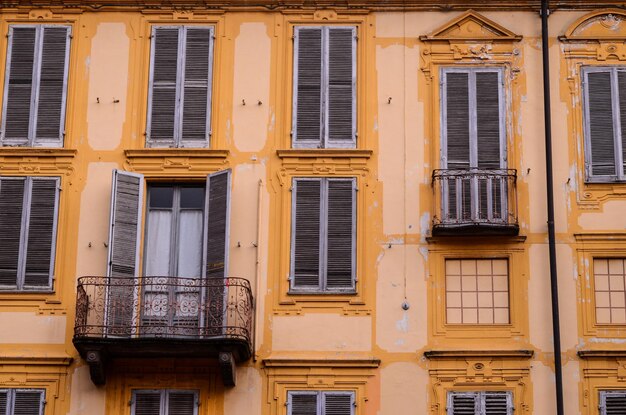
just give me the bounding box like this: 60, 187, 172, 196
424, 350, 533, 359
124, 149, 229, 177
426, 235, 527, 245
562, 10, 626, 42
579, 350, 626, 359
277, 149, 372, 159
0, 355, 72, 366
574, 233, 626, 243
0, 148, 76, 176
263, 358, 381, 368
420, 10, 522, 42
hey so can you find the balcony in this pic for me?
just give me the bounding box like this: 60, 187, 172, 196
73, 276, 253, 386
432, 169, 518, 236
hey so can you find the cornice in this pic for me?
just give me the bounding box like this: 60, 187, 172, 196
578, 350, 626, 358
263, 358, 381, 368
423, 349, 534, 359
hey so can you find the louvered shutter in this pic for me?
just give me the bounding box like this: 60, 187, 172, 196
148, 27, 179, 147
167, 391, 196, 415
292, 179, 321, 289
34, 26, 70, 146
602, 391, 626, 415
484, 392, 511, 415
0, 390, 7, 414
448, 393, 478, 415
180, 27, 212, 147
444, 71, 471, 170
204, 170, 230, 279
618, 71, 626, 175
323, 393, 353, 415
12, 390, 44, 415
326, 179, 355, 290
293, 27, 323, 147
133, 391, 162, 415
326, 28, 356, 147
0, 178, 25, 288
475, 71, 502, 169
106, 170, 143, 335
289, 392, 318, 415
23, 177, 58, 288
587, 71, 617, 177
2, 27, 36, 145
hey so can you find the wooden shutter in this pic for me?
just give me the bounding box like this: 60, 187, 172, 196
444, 71, 471, 169
148, 27, 180, 147
293, 27, 323, 147
133, 391, 162, 415
602, 391, 626, 415
586, 70, 617, 177
289, 392, 318, 415
23, 177, 59, 288
618, 71, 626, 176
448, 392, 478, 415
204, 170, 231, 279
106, 170, 143, 335
0, 390, 7, 415
483, 392, 511, 415
291, 179, 322, 289
325, 179, 355, 290
323, 393, 353, 415
475, 71, 502, 169
12, 390, 44, 415
2, 27, 37, 145
167, 391, 196, 415
0, 178, 25, 288
180, 27, 212, 147
326, 27, 356, 148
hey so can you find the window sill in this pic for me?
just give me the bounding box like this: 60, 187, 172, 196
288, 290, 357, 296
277, 149, 372, 159
124, 149, 230, 177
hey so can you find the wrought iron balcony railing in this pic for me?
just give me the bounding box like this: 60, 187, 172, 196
73, 276, 253, 385
432, 169, 518, 235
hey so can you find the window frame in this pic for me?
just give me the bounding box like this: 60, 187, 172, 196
131, 389, 199, 415
291, 25, 357, 149
289, 177, 357, 294
0, 24, 71, 148
287, 390, 355, 415
446, 391, 513, 415
599, 390, 626, 415
582, 66, 626, 182
0, 176, 60, 292
0, 388, 45, 415
146, 25, 215, 149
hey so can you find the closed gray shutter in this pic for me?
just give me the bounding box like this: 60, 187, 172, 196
2, 27, 36, 145
475, 71, 502, 169
289, 393, 318, 415
326, 28, 356, 147
34, 26, 70, 145
12, 390, 44, 415
484, 392, 510, 415
0, 390, 7, 414
147, 27, 179, 147
180, 28, 212, 147
23, 177, 59, 288
587, 71, 617, 176
618, 71, 626, 175
133, 391, 162, 415
293, 27, 323, 147
444, 71, 470, 170
167, 391, 196, 415
204, 170, 230, 279
448, 392, 478, 415
291, 179, 321, 289
107, 170, 143, 335
323, 393, 353, 415
0, 178, 25, 288
326, 179, 355, 289
603, 391, 626, 415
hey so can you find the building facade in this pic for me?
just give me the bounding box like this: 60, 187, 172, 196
0, 1, 625, 414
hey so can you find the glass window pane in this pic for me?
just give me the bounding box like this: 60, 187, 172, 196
180, 187, 204, 209
177, 211, 203, 278
145, 210, 172, 276
150, 187, 174, 208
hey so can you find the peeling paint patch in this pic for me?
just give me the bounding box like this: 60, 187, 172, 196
396, 311, 409, 333
420, 212, 430, 237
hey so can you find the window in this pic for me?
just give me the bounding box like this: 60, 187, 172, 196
582, 67, 626, 181
290, 178, 355, 293
131, 390, 198, 415
447, 391, 512, 415
147, 26, 214, 148
0, 389, 45, 415
0, 176, 59, 291
292, 26, 356, 149
1, 25, 71, 147
287, 391, 354, 415
445, 259, 509, 324
594, 258, 626, 324
600, 391, 626, 415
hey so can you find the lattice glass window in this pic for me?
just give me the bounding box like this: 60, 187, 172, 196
594, 258, 626, 324
445, 259, 509, 324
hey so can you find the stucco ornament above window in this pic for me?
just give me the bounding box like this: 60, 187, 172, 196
560, 10, 626, 60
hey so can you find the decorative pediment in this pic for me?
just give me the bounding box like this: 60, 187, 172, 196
420, 10, 521, 42
563, 10, 626, 41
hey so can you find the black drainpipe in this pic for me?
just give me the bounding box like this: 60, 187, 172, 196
541, 1, 564, 414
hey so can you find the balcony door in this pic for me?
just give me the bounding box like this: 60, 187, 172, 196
440, 67, 507, 223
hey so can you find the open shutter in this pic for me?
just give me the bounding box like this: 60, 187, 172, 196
0, 178, 25, 288
323, 392, 353, 415
289, 392, 318, 415
293, 27, 323, 147
167, 391, 196, 415
2, 27, 36, 145
12, 390, 44, 415
587, 70, 617, 177
484, 392, 511, 415
291, 179, 321, 289
106, 170, 143, 336
23, 177, 59, 289
133, 391, 162, 415
326, 27, 356, 148
448, 392, 478, 415
475, 71, 503, 169
33, 26, 70, 146
204, 170, 230, 279
180, 27, 212, 147
603, 391, 626, 415
147, 27, 180, 147
325, 179, 355, 290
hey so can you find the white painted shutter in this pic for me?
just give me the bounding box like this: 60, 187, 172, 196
291, 179, 322, 289
444, 71, 471, 170
23, 177, 59, 289
484, 392, 511, 415
475, 71, 502, 169
587, 71, 617, 176
602, 391, 626, 415
326, 27, 356, 147
147, 27, 179, 147
0, 390, 7, 414
12, 390, 44, 415
33, 26, 70, 145
289, 392, 318, 415
618, 71, 626, 175
326, 179, 355, 290
293, 27, 323, 147
167, 391, 196, 415
0, 178, 25, 288
204, 170, 231, 279
133, 391, 162, 415
323, 392, 353, 415
2, 27, 37, 145
448, 392, 478, 415
180, 27, 212, 147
